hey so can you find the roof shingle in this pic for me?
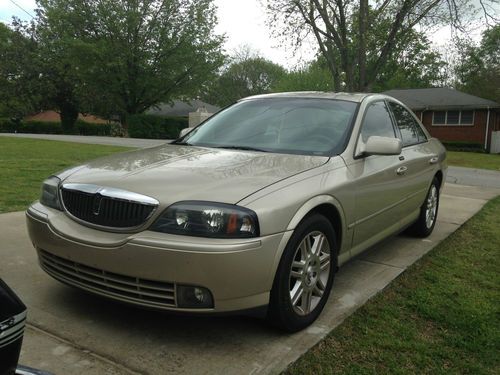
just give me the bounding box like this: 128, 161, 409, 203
383, 88, 499, 110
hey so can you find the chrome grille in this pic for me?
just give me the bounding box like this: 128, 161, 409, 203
60, 184, 158, 229
39, 250, 177, 309
0, 311, 26, 349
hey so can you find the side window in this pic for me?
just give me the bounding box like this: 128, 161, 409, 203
360, 101, 396, 142
389, 102, 427, 146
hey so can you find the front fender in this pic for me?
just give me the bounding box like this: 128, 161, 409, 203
286, 194, 346, 233
265, 195, 351, 289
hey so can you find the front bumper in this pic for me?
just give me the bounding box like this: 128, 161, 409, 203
26, 203, 290, 313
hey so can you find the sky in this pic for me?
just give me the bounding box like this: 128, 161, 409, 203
0, 0, 311, 67
213, 0, 316, 67
0, 0, 495, 69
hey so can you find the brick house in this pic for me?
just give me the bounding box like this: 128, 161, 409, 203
384, 88, 500, 152
25, 110, 112, 124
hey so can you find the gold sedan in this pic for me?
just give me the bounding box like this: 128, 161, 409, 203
26, 92, 446, 331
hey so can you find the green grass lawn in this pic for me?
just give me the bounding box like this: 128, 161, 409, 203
287, 196, 500, 375
0, 138, 131, 213
447, 151, 500, 171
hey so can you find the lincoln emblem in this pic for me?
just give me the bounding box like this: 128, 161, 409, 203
92, 194, 103, 216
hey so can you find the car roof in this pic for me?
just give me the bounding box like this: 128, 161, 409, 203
240, 91, 383, 103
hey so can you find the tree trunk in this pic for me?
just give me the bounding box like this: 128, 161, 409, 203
120, 114, 129, 137
54, 81, 79, 134
333, 67, 341, 92
342, 54, 353, 91
59, 101, 79, 134
358, 0, 368, 91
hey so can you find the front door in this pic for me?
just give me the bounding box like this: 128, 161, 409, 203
347, 100, 408, 255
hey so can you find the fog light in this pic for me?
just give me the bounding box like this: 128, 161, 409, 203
177, 285, 214, 308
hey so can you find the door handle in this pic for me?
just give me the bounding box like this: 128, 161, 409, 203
396, 166, 408, 175
429, 156, 439, 164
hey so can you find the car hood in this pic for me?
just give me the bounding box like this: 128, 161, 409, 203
60, 144, 329, 205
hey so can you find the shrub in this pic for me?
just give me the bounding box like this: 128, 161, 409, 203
128, 114, 188, 139
0, 118, 113, 136
1, 114, 187, 139
0, 118, 17, 132
0, 119, 64, 134
110, 123, 126, 137
442, 141, 485, 153
76, 120, 112, 136
19, 121, 62, 134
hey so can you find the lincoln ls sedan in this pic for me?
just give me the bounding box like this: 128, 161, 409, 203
26, 92, 446, 331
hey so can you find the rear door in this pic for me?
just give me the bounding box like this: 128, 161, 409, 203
387, 101, 436, 217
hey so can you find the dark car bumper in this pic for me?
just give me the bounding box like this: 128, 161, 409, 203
0, 279, 53, 375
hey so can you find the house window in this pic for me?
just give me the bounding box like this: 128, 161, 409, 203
432, 110, 475, 126
433, 111, 446, 124
447, 111, 460, 124
461, 110, 474, 124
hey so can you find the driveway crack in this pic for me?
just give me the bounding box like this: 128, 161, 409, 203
357, 259, 404, 270
26, 323, 146, 375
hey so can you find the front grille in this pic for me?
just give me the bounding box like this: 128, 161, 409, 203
0, 312, 26, 349
61, 187, 157, 228
39, 250, 177, 309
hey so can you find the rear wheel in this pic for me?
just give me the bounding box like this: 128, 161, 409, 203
409, 177, 440, 237
267, 214, 337, 332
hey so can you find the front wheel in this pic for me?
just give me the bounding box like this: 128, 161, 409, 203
267, 214, 337, 332
409, 177, 440, 237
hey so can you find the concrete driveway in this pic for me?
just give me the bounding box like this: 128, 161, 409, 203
1, 183, 498, 374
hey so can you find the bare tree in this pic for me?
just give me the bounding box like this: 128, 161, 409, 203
265, 0, 499, 91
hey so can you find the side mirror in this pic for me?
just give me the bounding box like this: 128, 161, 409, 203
179, 128, 191, 138
360, 136, 402, 156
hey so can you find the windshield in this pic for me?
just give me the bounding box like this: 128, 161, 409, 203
178, 98, 358, 156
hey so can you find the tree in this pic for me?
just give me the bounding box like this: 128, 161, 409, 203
203, 50, 286, 106
36, 26, 82, 132
265, 0, 498, 92
455, 25, 500, 103
272, 58, 335, 92
1, 19, 97, 132
0, 22, 43, 119
371, 29, 447, 91
272, 29, 446, 94
37, 0, 224, 130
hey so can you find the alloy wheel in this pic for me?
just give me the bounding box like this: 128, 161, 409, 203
426, 185, 438, 229
289, 231, 331, 316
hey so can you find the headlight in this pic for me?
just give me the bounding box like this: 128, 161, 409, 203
150, 201, 259, 238
40, 176, 62, 210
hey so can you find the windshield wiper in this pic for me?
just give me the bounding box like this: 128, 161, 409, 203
171, 140, 192, 146
213, 145, 269, 152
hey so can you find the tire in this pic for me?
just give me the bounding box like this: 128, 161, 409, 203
267, 213, 337, 332
408, 177, 440, 238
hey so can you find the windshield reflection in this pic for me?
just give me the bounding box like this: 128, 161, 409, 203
179, 98, 358, 156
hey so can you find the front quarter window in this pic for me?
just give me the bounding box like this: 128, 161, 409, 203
359, 101, 397, 142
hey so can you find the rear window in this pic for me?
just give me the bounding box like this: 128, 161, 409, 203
388, 102, 427, 146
